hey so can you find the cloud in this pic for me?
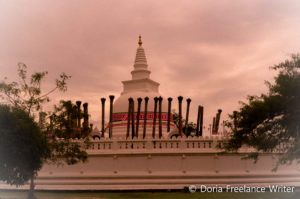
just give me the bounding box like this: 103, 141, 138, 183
1, 0, 300, 135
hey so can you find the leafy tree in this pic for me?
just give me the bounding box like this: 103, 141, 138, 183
0, 105, 50, 198
46, 100, 90, 165
50, 100, 91, 138
0, 63, 69, 115
172, 111, 197, 137
223, 54, 300, 168
0, 63, 88, 198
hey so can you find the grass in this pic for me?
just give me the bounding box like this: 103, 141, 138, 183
0, 190, 299, 199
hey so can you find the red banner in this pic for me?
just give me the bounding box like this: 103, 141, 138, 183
112, 112, 173, 121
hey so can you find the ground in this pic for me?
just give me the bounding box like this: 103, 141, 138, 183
0, 191, 299, 199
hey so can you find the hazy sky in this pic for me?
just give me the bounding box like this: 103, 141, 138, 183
1, 0, 300, 133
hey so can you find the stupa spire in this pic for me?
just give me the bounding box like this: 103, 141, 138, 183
131, 35, 151, 80
138, 35, 142, 47
121, 35, 159, 95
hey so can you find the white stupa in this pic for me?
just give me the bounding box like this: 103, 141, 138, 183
112, 36, 176, 138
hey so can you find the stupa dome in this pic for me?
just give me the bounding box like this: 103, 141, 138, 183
114, 91, 166, 113
111, 36, 176, 138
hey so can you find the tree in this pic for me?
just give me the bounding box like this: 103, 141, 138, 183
0, 63, 88, 198
45, 100, 90, 165
172, 111, 197, 137
50, 100, 91, 139
223, 54, 300, 168
0, 63, 69, 115
0, 105, 49, 187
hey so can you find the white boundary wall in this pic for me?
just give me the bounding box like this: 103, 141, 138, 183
1, 136, 300, 190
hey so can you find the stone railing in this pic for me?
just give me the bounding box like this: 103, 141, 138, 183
64, 135, 288, 155
82, 136, 233, 154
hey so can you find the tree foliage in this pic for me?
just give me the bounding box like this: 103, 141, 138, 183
0, 63, 89, 197
50, 100, 90, 139
45, 100, 89, 165
172, 111, 197, 137
0, 105, 50, 186
0, 63, 70, 115
224, 54, 300, 166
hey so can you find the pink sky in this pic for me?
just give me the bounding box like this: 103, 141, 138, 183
1, 0, 300, 134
